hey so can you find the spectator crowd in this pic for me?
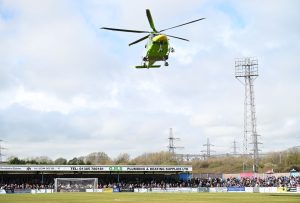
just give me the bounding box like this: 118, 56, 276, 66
190, 175, 300, 188
1, 175, 300, 191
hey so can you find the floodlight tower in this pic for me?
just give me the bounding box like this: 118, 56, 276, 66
168, 128, 183, 154
235, 57, 261, 172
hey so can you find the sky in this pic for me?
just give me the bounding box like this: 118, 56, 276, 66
0, 0, 299, 161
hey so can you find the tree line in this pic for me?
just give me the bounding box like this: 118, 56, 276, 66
6, 151, 175, 166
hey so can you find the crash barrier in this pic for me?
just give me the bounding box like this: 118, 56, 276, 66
1, 187, 300, 194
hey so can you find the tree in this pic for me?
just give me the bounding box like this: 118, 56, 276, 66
85, 152, 112, 165
131, 151, 176, 165
114, 153, 130, 164
25, 159, 38, 164
77, 156, 85, 165
68, 157, 79, 165
54, 157, 67, 165
35, 156, 53, 164
8, 157, 26, 165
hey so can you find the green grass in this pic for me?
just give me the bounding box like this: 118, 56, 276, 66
0, 193, 300, 203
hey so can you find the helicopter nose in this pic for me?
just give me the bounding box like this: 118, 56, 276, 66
153, 35, 168, 42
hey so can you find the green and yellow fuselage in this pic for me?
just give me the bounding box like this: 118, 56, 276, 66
136, 34, 169, 68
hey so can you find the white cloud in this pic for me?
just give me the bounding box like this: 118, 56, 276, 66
172, 45, 198, 65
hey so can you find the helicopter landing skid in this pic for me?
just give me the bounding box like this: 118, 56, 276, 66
135, 65, 161, 69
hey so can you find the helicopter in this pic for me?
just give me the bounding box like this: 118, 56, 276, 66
101, 9, 205, 69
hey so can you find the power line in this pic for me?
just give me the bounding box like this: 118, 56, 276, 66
202, 138, 214, 159
0, 139, 6, 163
232, 139, 239, 155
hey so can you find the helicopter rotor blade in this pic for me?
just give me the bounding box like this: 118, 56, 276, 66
129, 34, 150, 46
165, 34, 189, 42
159, 18, 205, 32
146, 9, 158, 33
101, 27, 150, 33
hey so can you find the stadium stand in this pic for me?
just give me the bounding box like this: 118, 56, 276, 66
0, 165, 300, 193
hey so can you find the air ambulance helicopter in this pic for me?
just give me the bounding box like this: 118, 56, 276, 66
101, 9, 205, 68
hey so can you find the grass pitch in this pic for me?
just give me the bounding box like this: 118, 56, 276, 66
0, 192, 300, 203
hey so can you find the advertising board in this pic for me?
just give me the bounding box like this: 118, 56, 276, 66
198, 187, 209, 192
259, 187, 277, 193
32, 189, 53, 194
245, 187, 254, 192
213, 187, 227, 192
134, 188, 148, 193
113, 188, 120, 192
102, 188, 113, 193
227, 187, 245, 192
0, 165, 192, 172
120, 188, 134, 192
287, 187, 297, 192
277, 187, 287, 193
